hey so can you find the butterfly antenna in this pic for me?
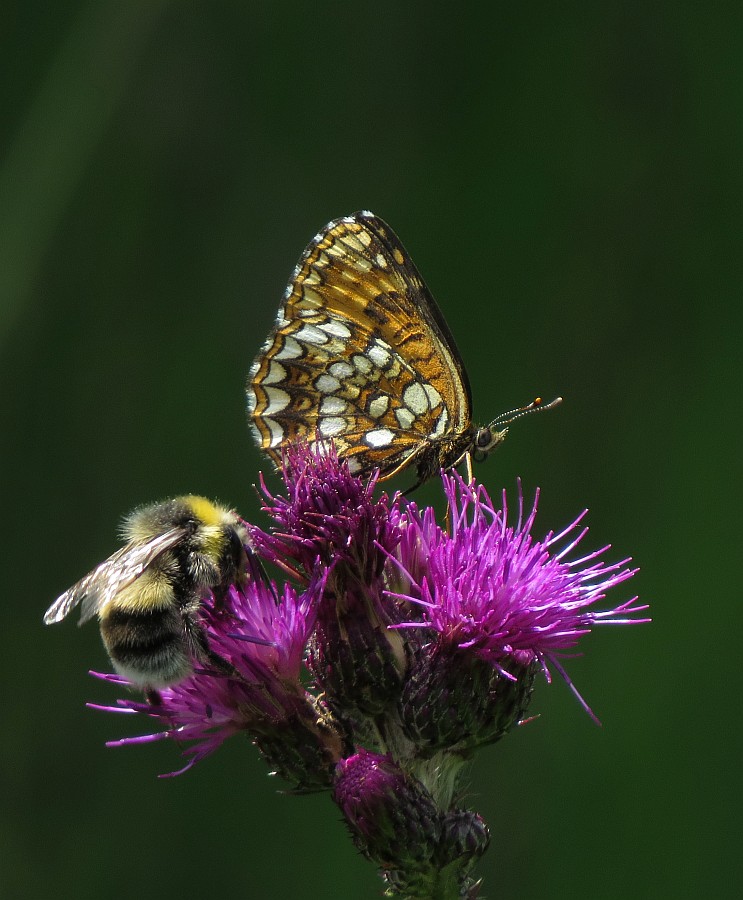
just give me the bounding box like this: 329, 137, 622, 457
488, 395, 563, 430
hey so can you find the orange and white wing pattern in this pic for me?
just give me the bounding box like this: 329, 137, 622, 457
247, 212, 473, 481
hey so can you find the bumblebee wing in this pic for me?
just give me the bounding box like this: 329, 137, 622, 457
43, 528, 187, 626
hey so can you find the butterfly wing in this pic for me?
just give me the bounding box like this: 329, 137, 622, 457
248, 212, 472, 477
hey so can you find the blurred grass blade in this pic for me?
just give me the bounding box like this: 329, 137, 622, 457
0, 0, 171, 351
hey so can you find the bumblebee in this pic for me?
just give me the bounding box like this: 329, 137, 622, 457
44, 496, 249, 695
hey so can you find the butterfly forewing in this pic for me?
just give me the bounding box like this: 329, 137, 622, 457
248, 212, 472, 478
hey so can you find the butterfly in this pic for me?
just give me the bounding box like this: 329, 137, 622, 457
247, 211, 560, 490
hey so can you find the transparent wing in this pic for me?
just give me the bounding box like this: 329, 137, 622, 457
43, 528, 186, 626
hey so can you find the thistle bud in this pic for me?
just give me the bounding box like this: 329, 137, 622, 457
400, 644, 537, 753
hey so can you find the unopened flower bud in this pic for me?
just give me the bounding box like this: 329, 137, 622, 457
400, 644, 537, 753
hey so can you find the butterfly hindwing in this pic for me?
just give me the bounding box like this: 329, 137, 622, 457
248, 212, 473, 478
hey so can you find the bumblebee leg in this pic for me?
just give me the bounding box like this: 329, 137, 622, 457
247, 548, 278, 603
203, 648, 242, 679
211, 543, 277, 606
182, 606, 244, 682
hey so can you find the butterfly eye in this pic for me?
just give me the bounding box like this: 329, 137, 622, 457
475, 427, 493, 449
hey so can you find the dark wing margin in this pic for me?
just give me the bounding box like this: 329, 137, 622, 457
352, 211, 473, 420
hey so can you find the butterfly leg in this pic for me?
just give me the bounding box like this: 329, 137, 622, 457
464, 450, 474, 485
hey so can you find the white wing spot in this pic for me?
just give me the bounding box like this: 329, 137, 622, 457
330, 361, 354, 378
395, 408, 415, 430
320, 396, 347, 415
319, 318, 352, 339
368, 395, 390, 419
319, 417, 346, 437
246, 387, 257, 413
263, 386, 291, 414
403, 382, 429, 416
352, 354, 373, 375
375, 253, 387, 269
294, 324, 328, 344
315, 374, 341, 394
368, 342, 391, 368
261, 360, 287, 385
264, 417, 285, 447
365, 428, 395, 448
424, 384, 443, 408
275, 335, 303, 360
432, 408, 450, 437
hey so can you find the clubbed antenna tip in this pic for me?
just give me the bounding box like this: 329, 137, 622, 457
490, 395, 563, 429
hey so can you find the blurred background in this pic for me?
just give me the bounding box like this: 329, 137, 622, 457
2, 2, 739, 898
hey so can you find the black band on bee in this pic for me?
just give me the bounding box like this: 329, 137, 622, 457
101, 607, 185, 670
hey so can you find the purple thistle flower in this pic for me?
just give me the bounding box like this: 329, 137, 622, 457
252, 440, 400, 587
83, 442, 648, 896
389, 473, 647, 721
90, 570, 348, 785
254, 441, 408, 719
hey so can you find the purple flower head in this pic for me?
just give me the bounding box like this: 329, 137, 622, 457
83, 445, 648, 896
254, 440, 407, 719
91, 570, 348, 785
213, 570, 318, 685
391, 473, 647, 718
398, 642, 538, 754
252, 439, 400, 587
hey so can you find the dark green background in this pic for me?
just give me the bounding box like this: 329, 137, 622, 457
2, 3, 739, 898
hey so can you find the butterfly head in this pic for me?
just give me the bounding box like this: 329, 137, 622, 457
472, 396, 563, 463
471, 424, 509, 462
